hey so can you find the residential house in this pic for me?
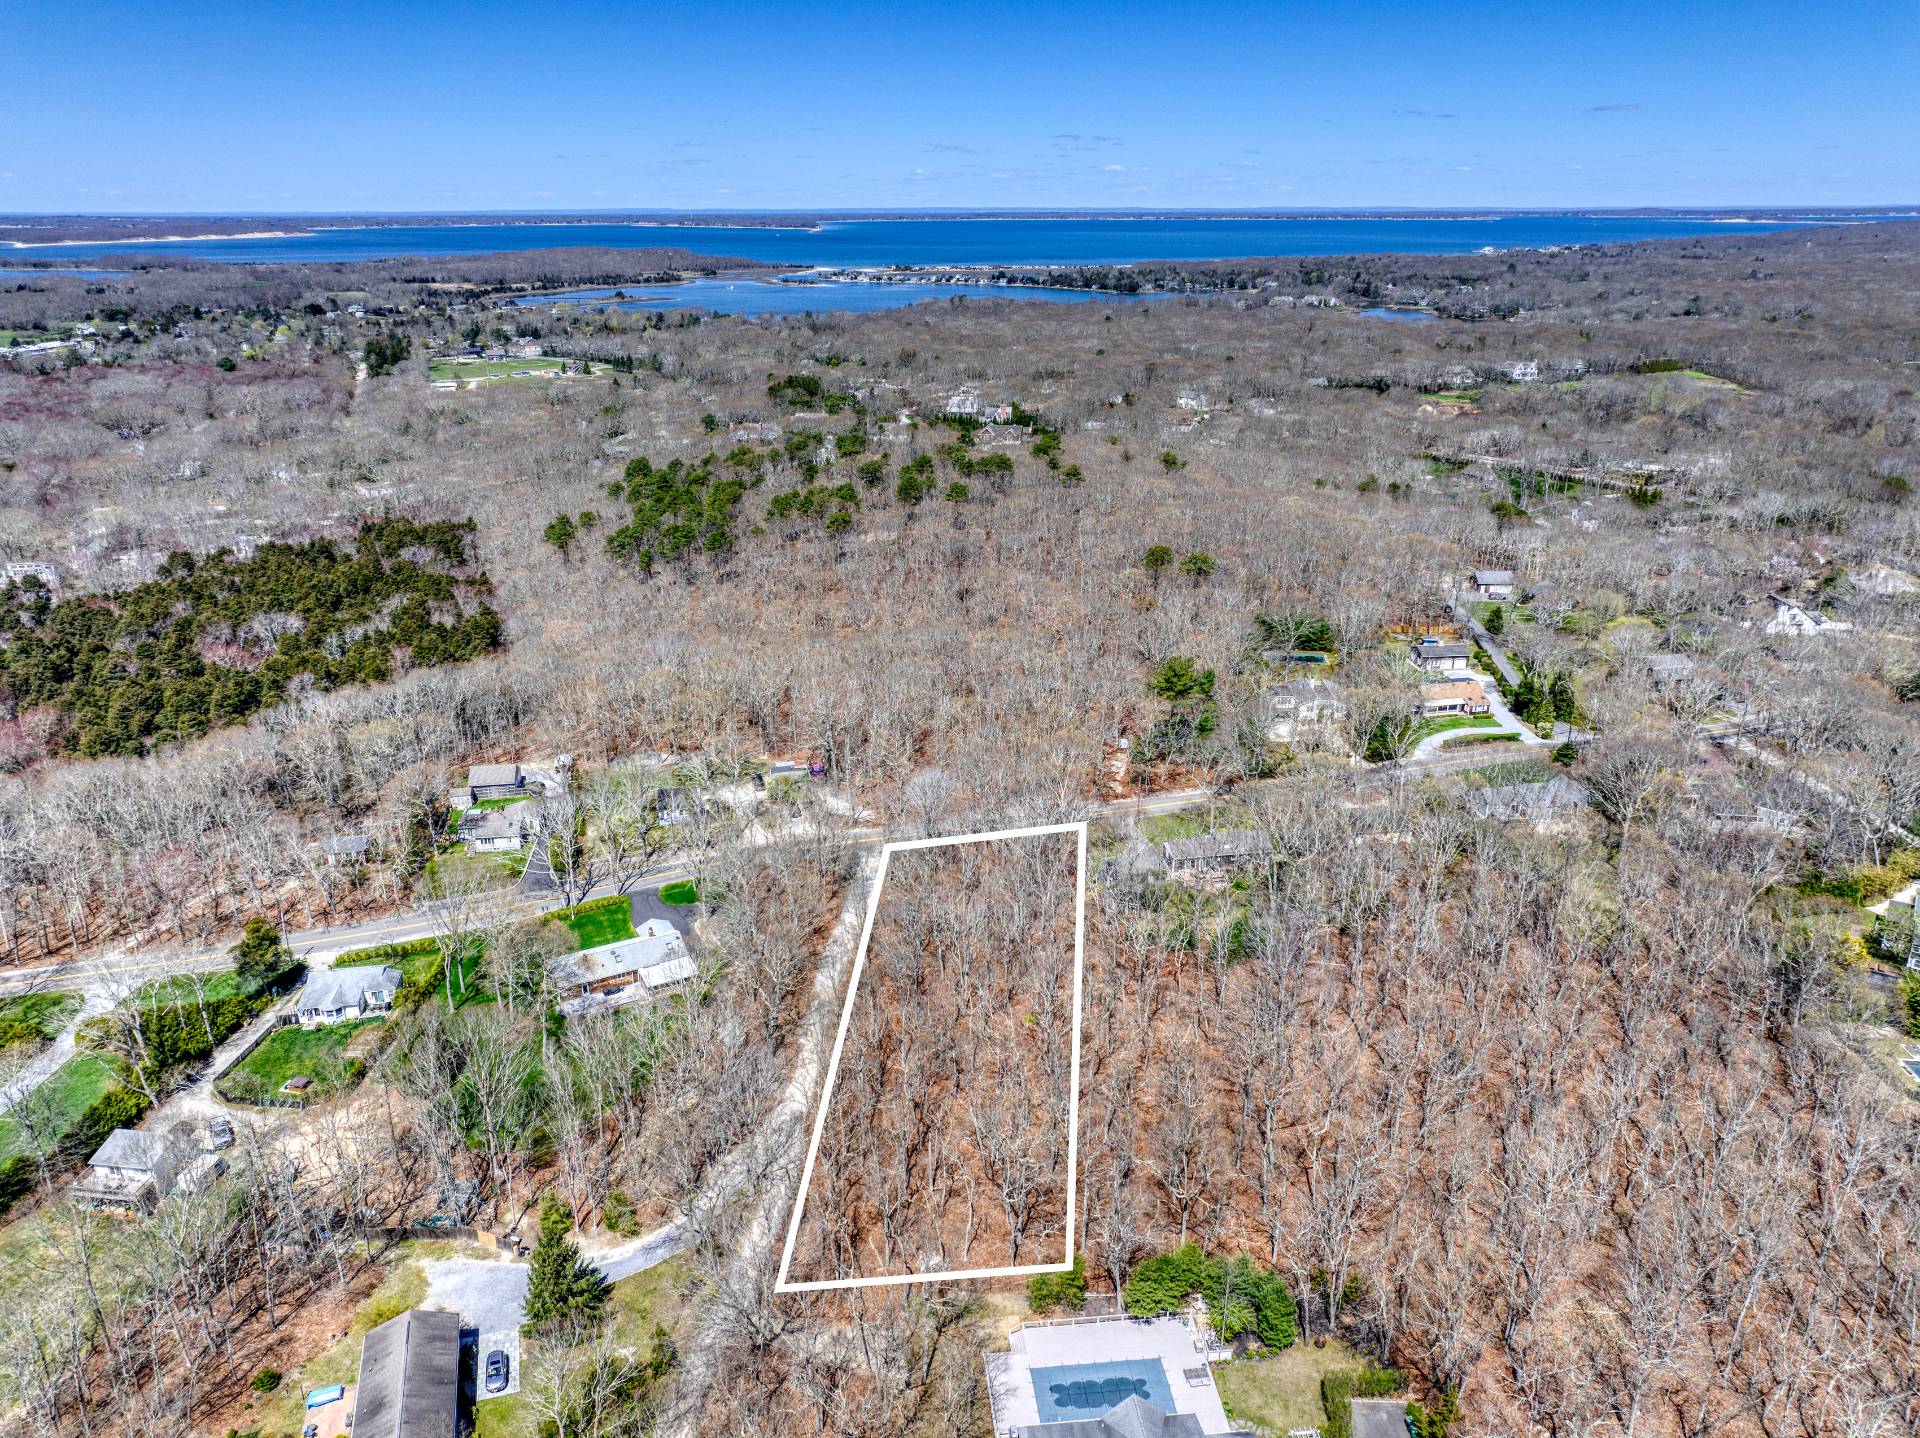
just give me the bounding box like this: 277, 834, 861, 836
319, 834, 371, 866
1098, 838, 1169, 887
552, 918, 696, 1016
467, 763, 530, 801
462, 805, 535, 854
985, 1314, 1249, 1436
945, 390, 981, 417
730, 421, 783, 444
509, 337, 542, 358
72, 1129, 193, 1212
1686, 777, 1797, 834
655, 787, 705, 826
1467, 776, 1590, 824
985, 402, 1015, 423
355, 1308, 462, 1438
0, 561, 59, 593
1418, 679, 1492, 718
1468, 569, 1516, 601
1646, 653, 1698, 689
1162, 829, 1271, 880
1505, 360, 1541, 382
1763, 593, 1854, 637
1175, 386, 1209, 412
293, 965, 401, 1026
1263, 677, 1347, 744
1408, 638, 1472, 677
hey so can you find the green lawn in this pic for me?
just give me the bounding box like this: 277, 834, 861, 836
1409, 713, 1499, 745
1466, 599, 1537, 626
551, 899, 637, 950
0, 1054, 125, 1159
335, 939, 446, 988
137, 968, 245, 1003
1423, 389, 1479, 404
0, 991, 80, 1041
228, 1019, 381, 1099
1215, 1337, 1370, 1436
428, 357, 565, 383
658, 880, 700, 907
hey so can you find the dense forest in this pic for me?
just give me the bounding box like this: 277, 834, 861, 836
0, 516, 499, 758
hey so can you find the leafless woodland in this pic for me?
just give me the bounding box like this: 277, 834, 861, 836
0, 225, 1914, 1436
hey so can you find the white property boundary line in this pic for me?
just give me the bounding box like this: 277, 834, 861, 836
774, 820, 1089, 1294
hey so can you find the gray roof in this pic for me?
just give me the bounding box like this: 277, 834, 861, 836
1468, 776, 1589, 821
1411, 641, 1472, 660
88, 1128, 180, 1175
321, 834, 370, 857
1163, 829, 1270, 864
467, 762, 523, 789
1018, 1397, 1207, 1438
355, 1308, 461, 1438
551, 919, 693, 991
300, 964, 402, 1012
1473, 569, 1515, 584
461, 807, 531, 841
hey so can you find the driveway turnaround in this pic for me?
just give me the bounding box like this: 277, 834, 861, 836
422, 1255, 527, 1400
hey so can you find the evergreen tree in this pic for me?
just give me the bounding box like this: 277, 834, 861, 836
1485, 603, 1506, 635
524, 1194, 609, 1330
231, 916, 294, 996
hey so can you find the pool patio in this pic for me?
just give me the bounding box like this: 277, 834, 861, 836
985, 1314, 1238, 1434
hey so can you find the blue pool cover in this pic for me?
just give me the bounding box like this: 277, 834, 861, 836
1030, 1359, 1176, 1422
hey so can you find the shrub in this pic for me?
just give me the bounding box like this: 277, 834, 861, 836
1026, 1254, 1086, 1314
250, 1368, 282, 1393
1321, 1365, 1402, 1438
1123, 1245, 1296, 1348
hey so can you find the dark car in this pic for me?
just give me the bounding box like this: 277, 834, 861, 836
485, 1349, 509, 1393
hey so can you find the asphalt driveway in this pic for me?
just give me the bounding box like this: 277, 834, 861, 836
422, 1256, 527, 1401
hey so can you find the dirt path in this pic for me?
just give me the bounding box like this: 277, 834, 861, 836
649, 853, 880, 1437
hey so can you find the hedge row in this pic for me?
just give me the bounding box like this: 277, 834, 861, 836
334, 936, 440, 967
1320, 1365, 1403, 1438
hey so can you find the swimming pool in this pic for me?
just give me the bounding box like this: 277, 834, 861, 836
1029, 1359, 1176, 1422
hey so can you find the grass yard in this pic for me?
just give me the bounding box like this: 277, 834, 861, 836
1466, 599, 1537, 626
228, 1019, 381, 1099
1423, 389, 1479, 405
422, 847, 524, 891
0, 990, 81, 1041
1440, 731, 1522, 748
335, 939, 448, 989
1215, 1336, 1370, 1436
0, 1054, 125, 1159
252, 1249, 431, 1435
551, 899, 637, 950
658, 880, 700, 906
428, 357, 565, 383
1409, 713, 1499, 745
137, 967, 246, 1003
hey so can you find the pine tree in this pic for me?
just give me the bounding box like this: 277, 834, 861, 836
524, 1194, 609, 1330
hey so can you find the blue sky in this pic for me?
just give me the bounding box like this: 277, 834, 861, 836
3, 0, 1913, 212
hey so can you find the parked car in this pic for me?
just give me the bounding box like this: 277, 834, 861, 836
485, 1349, 509, 1393
207, 1118, 235, 1151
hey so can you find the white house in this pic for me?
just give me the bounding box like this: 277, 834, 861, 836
1409, 638, 1473, 676
71, 1130, 193, 1212
1264, 677, 1347, 744
552, 918, 696, 1016
1505, 360, 1541, 383
293, 964, 402, 1025
945, 391, 981, 417
1764, 594, 1853, 637
1468, 569, 1517, 601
